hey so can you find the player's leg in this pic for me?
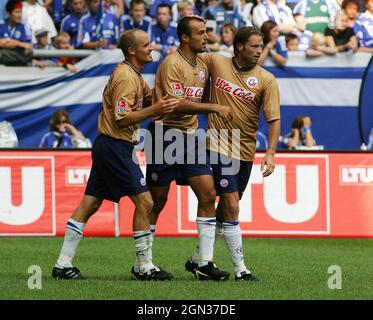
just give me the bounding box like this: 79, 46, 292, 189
53, 195, 103, 279
218, 162, 257, 282
129, 191, 173, 281
186, 174, 230, 281
148, 184, 171, 235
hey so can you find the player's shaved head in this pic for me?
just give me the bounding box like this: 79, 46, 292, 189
233, 26, 263, 55
120, 29, 146, 58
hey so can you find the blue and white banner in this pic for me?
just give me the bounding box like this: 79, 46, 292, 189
0, 50, 372, 149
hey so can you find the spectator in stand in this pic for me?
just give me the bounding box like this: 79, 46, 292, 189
286, 33, 299, 50
293, 0, 339, 34
240, 0, 255, 27
206, 22, 237, 53
177, 0, 195, 20
252, 0, 296, 34
44, 0, 69, 30
293, 13, 313, 51
104, 0, 124, 18
342, 0, 360, 29
60, 0, 87, 48
258, 20, 287, 66
306, 31, 337, 56
149, 0, 180, 22
325, 9, 358, 52
77, 0, 119, 49
40, 109, 91, 148
151, 4, 179, 58
22, 0, 57, 44
120, 0, 152, 34
282, 115, 316, 149
219, 22, 237, 54
0, 0, 33, 66
355, 0, 373, 52
54, 32, 78, 72
32, 28, 58, 67
203, 0, 245, 44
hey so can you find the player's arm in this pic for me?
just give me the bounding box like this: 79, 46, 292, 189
261, 118, 280, 177
261, 77, 281, 177
117, 96, 179, 128
176, 98, 231, 118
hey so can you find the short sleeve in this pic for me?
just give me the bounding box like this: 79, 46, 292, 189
112, 79, 137, 121
155, 62, 186, 100
262, 76, 281, 122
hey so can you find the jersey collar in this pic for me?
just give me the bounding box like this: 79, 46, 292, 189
177, 48, 197, 68
123, 60, 141, 76
232, 57, 257, 73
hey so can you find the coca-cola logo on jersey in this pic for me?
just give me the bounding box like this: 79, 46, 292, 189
215, 78, 256, 102
184, 86, 204, 98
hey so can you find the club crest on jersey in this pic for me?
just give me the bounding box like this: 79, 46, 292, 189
247, 77, 258, 88
199, 71, 205, 82
215, 78, 256, 102
117, 99, 127, 113
172, 83, 184, 96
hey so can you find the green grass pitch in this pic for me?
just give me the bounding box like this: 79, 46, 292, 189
0, 237, 372, 300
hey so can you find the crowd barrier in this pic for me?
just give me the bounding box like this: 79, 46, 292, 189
0, 51, 372, 149
1, 149, 372, 238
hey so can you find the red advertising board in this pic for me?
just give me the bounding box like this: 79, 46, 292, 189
0, 150, 372, 237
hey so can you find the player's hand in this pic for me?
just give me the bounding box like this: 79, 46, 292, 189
217, 105, 233, 122
154, 95, 179, 114
261, 152, 275, 177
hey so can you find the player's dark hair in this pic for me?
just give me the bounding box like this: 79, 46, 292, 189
130, 0, 145, 10
120, 30, 140, 58
5, 0, 22, 13
50, 109, 71, 131
233, 26, 263, 55
177, 15, 205, 42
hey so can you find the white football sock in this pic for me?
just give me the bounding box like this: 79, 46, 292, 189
133, 225, 156, 273
215, 219, 224, 242
56, 218, 85, 268
191, 245, 199, 264
133, 230, 155, 273
196, 217, 216, 267
222, 221, 249, 274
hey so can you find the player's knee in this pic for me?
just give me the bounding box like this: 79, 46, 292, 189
199, 189, 217, 207
224, 199, 240, 216
140, 197, 154, 214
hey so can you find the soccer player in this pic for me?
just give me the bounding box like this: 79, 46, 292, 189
146, 15, 231, 281
52, 29, 178, 281
185, 26, 281, 281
